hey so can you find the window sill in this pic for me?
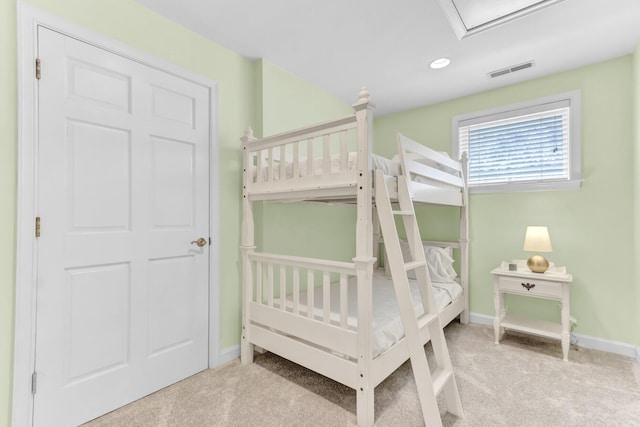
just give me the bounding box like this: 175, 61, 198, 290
469, 179, 583, 194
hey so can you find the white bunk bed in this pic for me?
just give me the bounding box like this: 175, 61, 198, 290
241, 88, 469, 426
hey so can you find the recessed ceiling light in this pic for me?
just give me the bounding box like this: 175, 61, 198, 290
430, 58, 451, 69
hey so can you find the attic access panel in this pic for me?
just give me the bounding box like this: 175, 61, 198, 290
437, 0, 565, 39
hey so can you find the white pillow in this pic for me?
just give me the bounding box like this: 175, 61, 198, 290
425, 246, 457, 282
398, 240, 457, 282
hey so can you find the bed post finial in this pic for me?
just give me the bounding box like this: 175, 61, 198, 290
242, 126, 257, 144
358, 87, 369, 103
352, 86, 376, 111
460, 151, 469, 177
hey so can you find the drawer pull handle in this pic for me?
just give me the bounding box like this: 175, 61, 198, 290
521, 282, 536, 291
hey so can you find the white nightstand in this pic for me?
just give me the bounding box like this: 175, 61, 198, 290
491, 260, 573, 361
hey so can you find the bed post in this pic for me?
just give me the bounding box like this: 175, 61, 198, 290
352, 88, 377, 427
241, 127, 257, 363
459, 151, 470, 324
372, 208, 382, 271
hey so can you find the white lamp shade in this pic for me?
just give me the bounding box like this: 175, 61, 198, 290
523, 226, 553, 252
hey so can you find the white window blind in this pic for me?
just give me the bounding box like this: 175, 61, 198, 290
454, 92, 581, 193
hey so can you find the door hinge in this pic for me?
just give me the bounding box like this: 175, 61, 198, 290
31, 372, 37, 395
35, 58, 41, 80
35, 217, 41, 238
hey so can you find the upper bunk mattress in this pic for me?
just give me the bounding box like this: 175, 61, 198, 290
253, 152, 399, 181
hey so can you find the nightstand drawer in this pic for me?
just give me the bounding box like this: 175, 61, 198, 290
496, 275, 562, 299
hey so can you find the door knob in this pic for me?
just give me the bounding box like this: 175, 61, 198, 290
190, 237, 208, 247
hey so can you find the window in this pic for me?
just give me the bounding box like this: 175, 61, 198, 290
453, 91, 582, 193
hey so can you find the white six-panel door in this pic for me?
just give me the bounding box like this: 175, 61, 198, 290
34, 27, 210, 426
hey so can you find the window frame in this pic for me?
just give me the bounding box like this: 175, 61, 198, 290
452, 91, 582, 194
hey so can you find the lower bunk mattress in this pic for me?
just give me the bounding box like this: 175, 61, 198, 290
281, 272, 463, 358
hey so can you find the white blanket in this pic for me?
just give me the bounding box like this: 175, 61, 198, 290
285, 273, 462, 358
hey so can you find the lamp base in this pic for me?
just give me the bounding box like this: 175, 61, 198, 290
527, 255, 549, 273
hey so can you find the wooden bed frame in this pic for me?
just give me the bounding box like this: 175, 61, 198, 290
240, 88, 469, 426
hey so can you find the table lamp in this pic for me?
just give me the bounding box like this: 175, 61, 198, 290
523, 226, 552, 273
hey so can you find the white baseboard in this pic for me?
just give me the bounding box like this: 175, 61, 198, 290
215, 344, 240, 367
218, 316, 640, 369
571, 333, 637, 359
468, 312, 494, 327
469, 312, 639, 362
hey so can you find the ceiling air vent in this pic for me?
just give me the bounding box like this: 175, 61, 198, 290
488, 60, 535, 78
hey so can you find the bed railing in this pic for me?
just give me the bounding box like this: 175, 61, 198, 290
396, 133, 468, 206
242, 116, 361, 200
246, 252, 359, 359
242, 88, 375, 203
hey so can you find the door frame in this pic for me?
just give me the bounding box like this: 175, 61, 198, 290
13, 4, 221, 426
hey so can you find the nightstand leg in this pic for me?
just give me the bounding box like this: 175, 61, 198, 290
561, 287, 570, 362
493, 287, 504, 344
561, 332, 569, 362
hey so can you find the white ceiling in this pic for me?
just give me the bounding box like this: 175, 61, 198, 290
135, 0, 640, 115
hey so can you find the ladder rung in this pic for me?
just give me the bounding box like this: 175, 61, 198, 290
404, 260, 426, 271
431, 368, 453, 396
417, 312, 439, 330
392, 209, 413, 216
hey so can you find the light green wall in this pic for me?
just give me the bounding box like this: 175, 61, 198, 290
258, 60, 353, 136
375, 56, 636, 343
0, 1, 18, 424
255, 61, 357, 262
1, 0, 255, 425
633, 40, 640, 349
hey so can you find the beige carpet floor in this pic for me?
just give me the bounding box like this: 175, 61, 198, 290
84, 323, 640, 426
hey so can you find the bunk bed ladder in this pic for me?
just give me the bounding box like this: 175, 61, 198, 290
374, 169, 463, 426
